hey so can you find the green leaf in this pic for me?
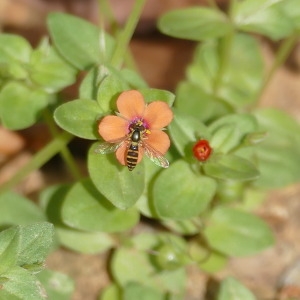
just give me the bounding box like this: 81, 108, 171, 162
120, 69, 148, 89
254, 108, 300, 188
61, 179, 139, 232
175, 82, 232, 123
233, 0, 293, 40
158, 7, 232, 41
162, 218, 202, 236
79, 67, 99, 100
0, 34, 32, 63
0, 266, 46, 300
100, 284, 122, 300
17, 223, 54, 268
47, 13, 115, 69
111, 234, 186, 294
218, 277, 256, 300
278, 0, 300, 31
189, 241, 228, 273
56, 227, 114, 254
153, 160, 216, 219
135, 156, 165, 218
97, 70, 129, 112
203, 154, 259, 181
0, 82, 50, 130
37, 269, 74, 300
0, 227, 19, 274
169, 110, 210, 157
0, 192, 45, 226
204, 206, 274, 256
88, 143, 145, 209
139, 88, 175, 106
208, 114, 258, 153
124, 282, 165, 300
30, 41, 77, 92
39, 184, 70, 226
187, 34, 264, 107
54, 99, 103, 139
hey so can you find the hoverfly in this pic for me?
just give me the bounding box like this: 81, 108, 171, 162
95, 122, 169, 171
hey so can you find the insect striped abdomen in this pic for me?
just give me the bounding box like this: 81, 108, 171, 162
126, 143, 139, 171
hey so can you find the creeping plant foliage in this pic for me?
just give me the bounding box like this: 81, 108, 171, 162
0, 0, 300, 299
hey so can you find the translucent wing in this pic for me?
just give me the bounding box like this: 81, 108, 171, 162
142, 142, 169, 168
95, 137, 127, 154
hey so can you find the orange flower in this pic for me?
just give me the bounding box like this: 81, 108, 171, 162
98, 90, 173, 169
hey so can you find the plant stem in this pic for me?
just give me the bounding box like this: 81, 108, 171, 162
212, 0, 236, 96
97, 0, 140, 72
212, 31, 234, 96
256, 33, 298, 100
110, 0, 146, 69
42, 110, 82, 181
0, 131, 74, 195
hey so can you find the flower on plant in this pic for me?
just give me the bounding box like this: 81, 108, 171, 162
192, 139, 212, 162
97, 90, 173, 170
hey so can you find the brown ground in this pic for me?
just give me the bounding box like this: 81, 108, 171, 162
1, 1, 300, 300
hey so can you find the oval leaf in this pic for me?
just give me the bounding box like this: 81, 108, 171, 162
175, 82, 232, 122
254, 108, 300, 188
0, 82, 49, 130
204, 154, 260, 181
233, 0, 293, 40
0, 192, 45, 226
153, 160, 217, 219
0, 34, 32, 63
218, 277, 256, 300
56, 227, 115, 254
97, 71, 129, 112
54, 99, 103, 139
30, 44, 77, 92
88, 143, 145, 209
37, 269, 75, 300
204, 206, 274, 256
158, 7, 232, 41
47, 13, 115, 69
61, 179, 139, 232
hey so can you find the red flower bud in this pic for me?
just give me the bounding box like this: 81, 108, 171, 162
192, 139, 212, 162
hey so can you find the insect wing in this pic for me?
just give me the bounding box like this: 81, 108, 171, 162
143, 142, 169, 168
95, 137, 127, 154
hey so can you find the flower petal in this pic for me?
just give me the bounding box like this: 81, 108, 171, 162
116, 143, 144, 167
98, 115, 127, 141
116, 143, 127, 165
143, 101, 173, 129
117, 90, 146, 120
145, 130, 170, 155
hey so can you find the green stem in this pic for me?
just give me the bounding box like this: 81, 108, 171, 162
212, 0, 236, 96
110, 0, 146, 69
256, 33, 298, 100
213, 31, 234, 96
0, 131, 74, 195
42, 110, 82, 181
98, 0, 119, 34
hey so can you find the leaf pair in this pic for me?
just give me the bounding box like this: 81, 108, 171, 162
158, 0, 298, 42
